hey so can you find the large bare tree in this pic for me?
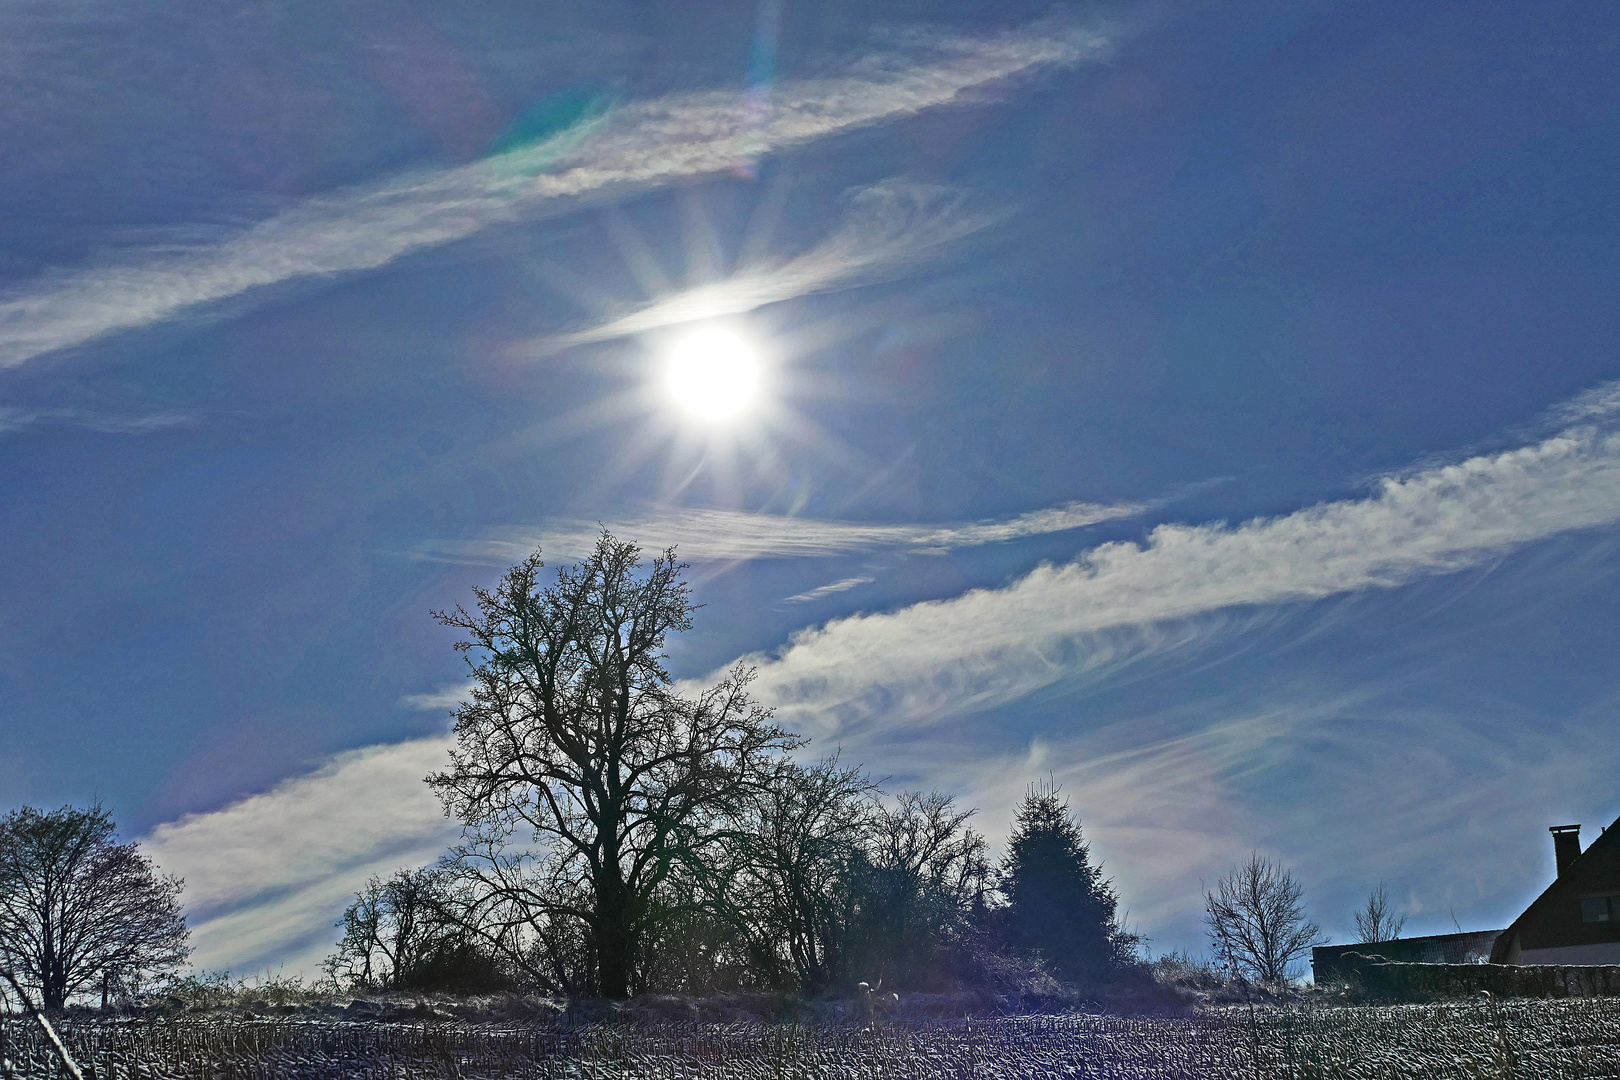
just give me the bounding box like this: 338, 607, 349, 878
427, 533, 798, 999
0, 805, 188, 1011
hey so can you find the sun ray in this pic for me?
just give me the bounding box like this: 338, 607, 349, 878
736, 169, 796, 269
678, 186, 727, 287
523, 257, 627, 321
601, 204, 675, 299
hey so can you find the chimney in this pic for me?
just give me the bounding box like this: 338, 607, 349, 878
1551, 824, 1582, 877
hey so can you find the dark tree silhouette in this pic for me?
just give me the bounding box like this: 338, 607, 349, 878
0, 804, 188, 1011
724, 755, 879, 990
1353, 882, 1406, 944
1204, 852, 1323, 984
326, 866, 508, 992
427, 533, 798, 999
999, 781, 1136, 984
849, 790, 989, 988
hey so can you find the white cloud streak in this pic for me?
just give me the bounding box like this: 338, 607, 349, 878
141, 737, 456, 975
0, 17, 1114, 369
418, 499, 1143, 566
535, 181, 1006, 351
0, 406, 193, 436
399, 684, 472, 713
734, 411, 1620, 737
783, 575, 877, 604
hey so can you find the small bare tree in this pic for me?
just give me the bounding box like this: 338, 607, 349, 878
852, 790, 988, 985
326, 866, 504, 991
1204, 852, 1323, 984
0, 804, 189, 1011
1352, 882, 1406, 943
726, 755, 879, 990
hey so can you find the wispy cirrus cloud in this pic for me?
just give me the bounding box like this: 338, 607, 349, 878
0, 406, 193, 437
398, 685, 473, 713
728, 395, 1620, 737
527, 180, 1007, 353
416, 499, 1145, 566
0, 16, 1115, 369
783, 575, 877, 604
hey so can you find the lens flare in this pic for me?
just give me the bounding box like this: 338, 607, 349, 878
664, 326, 762, 421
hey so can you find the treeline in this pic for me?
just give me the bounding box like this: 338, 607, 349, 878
0, 534, 1330, 1013
325, 534, 1136, 999
327, 772, 1133, 999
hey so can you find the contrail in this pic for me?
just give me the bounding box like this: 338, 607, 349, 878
0, 16, 1116, 369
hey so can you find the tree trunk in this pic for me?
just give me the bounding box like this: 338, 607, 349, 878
40, 938, 65, 1012
595, 880, 634, 1000
42, 973, 66, 1014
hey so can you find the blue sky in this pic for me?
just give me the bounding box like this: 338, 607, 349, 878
3, 0, 1620, 976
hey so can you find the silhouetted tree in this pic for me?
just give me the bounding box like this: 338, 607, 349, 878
424, 831, 601, 994
725, 756, 879, 990
326, 866, 509, 992
1352, 882, 1406, 943
427, 533, 799, 999
846, 790, 989, 988
0, 804, 188, 1011
1204, 852, 1323, 984
999, 781, 1136, 984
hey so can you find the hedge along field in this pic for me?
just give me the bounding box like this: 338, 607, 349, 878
6, 999, 1620, 1080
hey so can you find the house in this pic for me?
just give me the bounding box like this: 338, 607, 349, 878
1313, 813, 1620, 983
1490, 815, 1620, 966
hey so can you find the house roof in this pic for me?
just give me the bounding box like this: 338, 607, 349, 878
1490, 812, 1620, 963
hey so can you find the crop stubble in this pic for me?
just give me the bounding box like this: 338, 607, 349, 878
4, 997, 1620, 1079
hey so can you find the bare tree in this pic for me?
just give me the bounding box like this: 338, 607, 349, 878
726, 755, 879, 990
1204, 852, 1323, 985
442, 833, 600, 995
427, 533, 799, 999
1352, 882, 1406, 943
0, 805, 188, 1011
852, 790, 989, 986
325, 866, 505, 991
869, 791, 987, 922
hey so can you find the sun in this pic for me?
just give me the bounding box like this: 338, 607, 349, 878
663, 325, 763, 422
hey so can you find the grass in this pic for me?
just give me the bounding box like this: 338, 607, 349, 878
4, 997, 1620, 1078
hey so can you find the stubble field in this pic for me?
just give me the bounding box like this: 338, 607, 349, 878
7, 997, 1620, 1079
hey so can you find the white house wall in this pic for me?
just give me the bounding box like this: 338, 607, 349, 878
1519, 942, 1620, 966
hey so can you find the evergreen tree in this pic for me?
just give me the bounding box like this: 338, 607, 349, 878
999, 781, 1135, 984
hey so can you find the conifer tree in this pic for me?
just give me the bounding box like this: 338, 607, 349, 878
999, 781, 1135, 984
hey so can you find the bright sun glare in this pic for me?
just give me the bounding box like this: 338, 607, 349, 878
663, 326, 762, 422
